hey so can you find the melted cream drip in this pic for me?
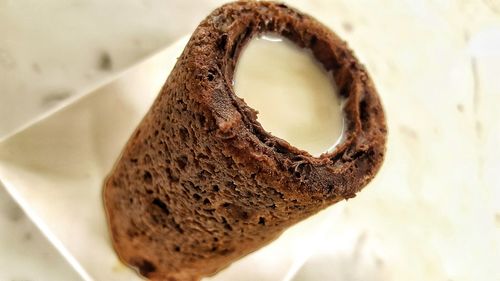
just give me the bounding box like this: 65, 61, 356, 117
234, 34, 344, 157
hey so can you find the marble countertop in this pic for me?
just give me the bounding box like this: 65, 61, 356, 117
0, 0, 226, 139
1, 0, 499, 280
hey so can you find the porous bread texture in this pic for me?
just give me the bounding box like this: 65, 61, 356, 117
104, 1, 387, 280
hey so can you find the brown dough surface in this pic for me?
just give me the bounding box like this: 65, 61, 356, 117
104, 1, 387, 280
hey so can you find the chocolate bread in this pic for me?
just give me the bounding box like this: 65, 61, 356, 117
104, 1, 387, 280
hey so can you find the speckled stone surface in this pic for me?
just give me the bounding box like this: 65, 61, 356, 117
0, 185, 82, 281
0, 0, 225, 138
0, 0, 499, 280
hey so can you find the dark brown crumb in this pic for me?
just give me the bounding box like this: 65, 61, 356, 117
104, 1, 386, 280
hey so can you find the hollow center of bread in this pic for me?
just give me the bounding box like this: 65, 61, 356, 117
234, 34, 344, 157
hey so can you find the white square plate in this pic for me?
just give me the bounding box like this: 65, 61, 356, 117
0, 37, 353, 281
0, 35, 498, 281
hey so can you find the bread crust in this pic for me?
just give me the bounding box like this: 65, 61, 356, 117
104, 1, 387, 280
